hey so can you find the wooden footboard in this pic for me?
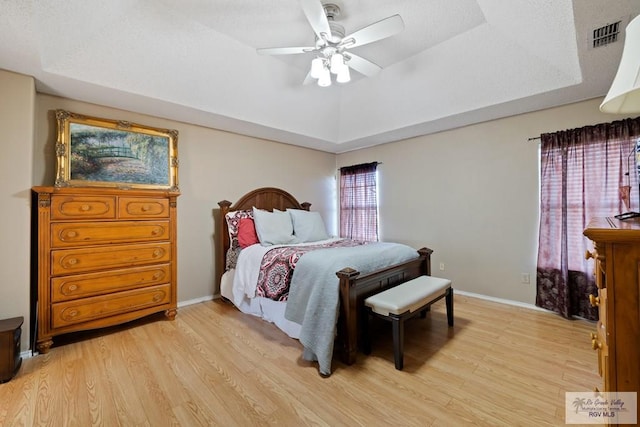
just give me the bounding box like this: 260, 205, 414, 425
335, 247, 433, 365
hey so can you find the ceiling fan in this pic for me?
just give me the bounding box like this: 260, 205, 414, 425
257, 0, 404, 87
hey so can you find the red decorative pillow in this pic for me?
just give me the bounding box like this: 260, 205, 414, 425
237, 218, 259, 248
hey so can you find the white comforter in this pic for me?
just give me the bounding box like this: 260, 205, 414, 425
229, 237, 343, 307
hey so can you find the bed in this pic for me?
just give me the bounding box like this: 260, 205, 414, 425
216, 187, 432, 374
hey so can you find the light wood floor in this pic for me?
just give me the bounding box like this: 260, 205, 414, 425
0, 295, 600, 426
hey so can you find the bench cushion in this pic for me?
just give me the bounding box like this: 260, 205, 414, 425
365, 276, 451, 316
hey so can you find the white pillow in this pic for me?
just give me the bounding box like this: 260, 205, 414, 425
288, 209, 330, 243
252, 207, 295, 245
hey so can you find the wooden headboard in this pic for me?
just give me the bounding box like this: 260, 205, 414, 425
216, 187, 311, 287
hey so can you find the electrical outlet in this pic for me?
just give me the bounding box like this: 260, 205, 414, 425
439, 262, 445, 271
521, 273, 530, 284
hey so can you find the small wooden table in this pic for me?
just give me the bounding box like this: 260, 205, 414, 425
0, 316, 23, 383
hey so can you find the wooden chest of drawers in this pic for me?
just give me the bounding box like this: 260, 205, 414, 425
31, 186, 179, 353
584, 217, 640, 424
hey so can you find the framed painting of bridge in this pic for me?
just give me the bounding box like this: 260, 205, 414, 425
54, 110, 179, 191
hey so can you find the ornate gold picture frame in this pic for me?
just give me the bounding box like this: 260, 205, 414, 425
55, 110, 179, 190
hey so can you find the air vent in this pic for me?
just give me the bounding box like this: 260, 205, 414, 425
592, 21, 621, 48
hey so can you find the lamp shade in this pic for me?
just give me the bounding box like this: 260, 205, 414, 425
600, 15, 640, 113
336, 65, 351, 83
317, 68, 331, 87
310, 57, 324, 79
330, 53, 345, 74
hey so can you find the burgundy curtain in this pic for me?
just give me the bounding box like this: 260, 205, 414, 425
536, 117, 640, 319
340, 162, 379, 241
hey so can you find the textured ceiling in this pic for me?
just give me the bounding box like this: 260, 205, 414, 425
1, 0, 639, 153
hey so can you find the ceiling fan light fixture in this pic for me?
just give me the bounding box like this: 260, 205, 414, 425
318, 68, 332, 87
330, 52, 345, 74
336, 65, 351, 83
310, 57, 324, 79
256, 0, 404, 88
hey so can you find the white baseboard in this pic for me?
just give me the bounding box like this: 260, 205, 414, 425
177, 291, 547, 313
178, 290, 547, 314
454, 289, 549, 313
177, 295, 216, 308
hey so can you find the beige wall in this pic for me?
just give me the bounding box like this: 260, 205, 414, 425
1, 80, 335, 351
3, 64, 635, 351
337, 98, 631, 304
0, 70, 34, 352
34, 95, 338, 307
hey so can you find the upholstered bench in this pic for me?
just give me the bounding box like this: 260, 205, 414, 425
363, 275, 453, 370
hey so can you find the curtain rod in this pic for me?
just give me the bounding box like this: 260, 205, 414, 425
528, 136, 541, 141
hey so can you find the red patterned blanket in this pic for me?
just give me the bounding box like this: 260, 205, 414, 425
256, 240, 367, 301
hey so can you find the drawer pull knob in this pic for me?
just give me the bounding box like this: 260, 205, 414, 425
80, 204, 90, 212
67, 258, 78, 265
589, 294, 600, 307
591, 339, 602, 350
141, 205, 150, 212
153, 249, 162, 257
151, 228, 160, 236
68, 284, 78, 291
62, 309, 80, 321
585, 250, 595, 260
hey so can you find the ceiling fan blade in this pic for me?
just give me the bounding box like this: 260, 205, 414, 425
300, 0, 332, 41
345, 53, 382, 77
339, 15, 404, 49
257, 46, 315, 55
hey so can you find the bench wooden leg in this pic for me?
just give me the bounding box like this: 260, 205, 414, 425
391, 315, 405, 370
446, 287, 454, 327
362, 309, 372, 355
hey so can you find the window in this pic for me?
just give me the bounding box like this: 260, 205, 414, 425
339, 162, 379, 241
536, 117, 640, 319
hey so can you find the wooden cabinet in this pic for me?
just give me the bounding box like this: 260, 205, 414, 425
584, 217, 640, 422
32, 186, 179, 353
0, 317, 23, 383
